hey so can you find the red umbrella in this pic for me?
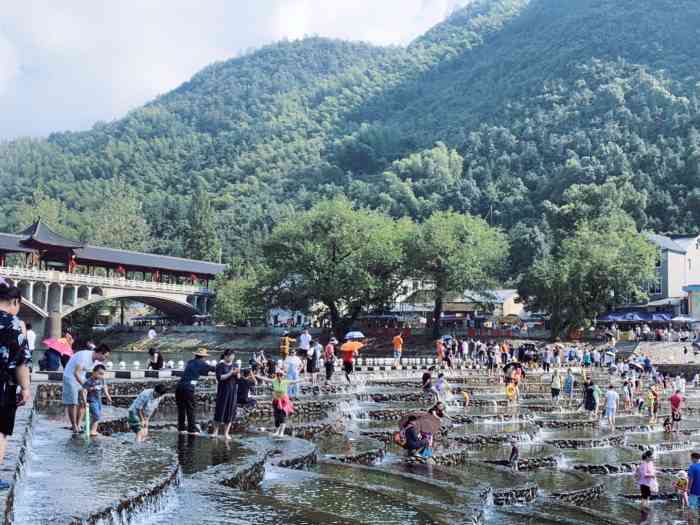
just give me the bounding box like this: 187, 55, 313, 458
43, 338, 74, 357
399, 412, 442, 435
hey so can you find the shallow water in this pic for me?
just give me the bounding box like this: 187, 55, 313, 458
13, 414, 176, 524
21, 369, 700, 524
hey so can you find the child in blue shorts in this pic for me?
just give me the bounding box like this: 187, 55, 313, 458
81, 364, 112, 436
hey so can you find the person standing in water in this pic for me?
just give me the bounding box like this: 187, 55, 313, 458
563, 368, 575, 403
604, 384, 619, 431
212, 350, 238, 440
63, 344, 110, 434
687, 452, 700, 514
392, 332, 404, 368
550, 369, 562, 405
175, 349, 215, 435
307, 339, 322, 386
258, 369, 301, 437
637, 450, 658, 510
323, 338, 337, 384
669, 389, 684, 433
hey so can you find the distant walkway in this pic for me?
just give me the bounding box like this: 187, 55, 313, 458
636, 341, 699, 364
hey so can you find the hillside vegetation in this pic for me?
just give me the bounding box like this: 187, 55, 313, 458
1, 0, 699, 268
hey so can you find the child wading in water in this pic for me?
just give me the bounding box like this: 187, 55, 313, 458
128, 384, 167, 442
675, 470, 689, 509
81, 364, 113, 436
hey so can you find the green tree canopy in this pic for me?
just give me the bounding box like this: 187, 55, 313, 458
87, 179, 153, 251
186, 178, 221, 262
14, 189, 81, 240
212, 272, 262, 326
518, 212, 657, 339
407, 211, 509, 338
260, 197, 413, 338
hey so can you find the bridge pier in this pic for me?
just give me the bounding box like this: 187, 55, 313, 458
48, 312, 62, 340
33, 282, 49, 311
48, 284, 64, 314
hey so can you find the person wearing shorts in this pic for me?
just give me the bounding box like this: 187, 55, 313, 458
670, 390, 684, 433
550, 370, 561, 404
63, 345, 111, 433
0, 281, 32, 491
81, 364, 112, 436
392, 333, 403, 367
605, 385, 619, 431
128, 385, 166, 442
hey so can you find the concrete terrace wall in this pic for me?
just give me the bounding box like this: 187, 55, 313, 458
1, 400, 34, 525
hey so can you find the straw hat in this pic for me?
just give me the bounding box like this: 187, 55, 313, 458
194, 348, 210, 357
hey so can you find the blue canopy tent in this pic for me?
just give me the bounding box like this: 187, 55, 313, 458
598, 310, 672, 323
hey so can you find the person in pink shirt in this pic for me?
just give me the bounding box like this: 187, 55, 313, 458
636, 450, 658, 509
669, 389, 685, 433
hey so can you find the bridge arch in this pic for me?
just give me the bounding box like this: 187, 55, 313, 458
19, 298, 48, 319
60, 291, 197, 321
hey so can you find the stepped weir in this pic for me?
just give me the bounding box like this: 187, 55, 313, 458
1, 361, 697, 524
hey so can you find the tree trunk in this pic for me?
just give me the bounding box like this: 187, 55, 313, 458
432, 291, 443, 340
549, 312, 566, 342
328, 302, 343, 341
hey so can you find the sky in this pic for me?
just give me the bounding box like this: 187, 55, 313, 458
0, 0, 469, 140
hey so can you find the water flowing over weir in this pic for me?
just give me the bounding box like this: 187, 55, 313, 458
10, 364, 700, 524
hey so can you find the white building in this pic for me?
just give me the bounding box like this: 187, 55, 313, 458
645, 233, 700, 314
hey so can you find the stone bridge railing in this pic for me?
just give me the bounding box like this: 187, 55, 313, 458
0, 265, 210, 295
1, 265, 214, 339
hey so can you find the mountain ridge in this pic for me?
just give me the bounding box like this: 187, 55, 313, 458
1, 0, 699, 264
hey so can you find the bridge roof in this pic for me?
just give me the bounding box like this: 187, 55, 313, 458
75, 244, 226, 277
18, 219, 84, 249
0, 221, 226, 277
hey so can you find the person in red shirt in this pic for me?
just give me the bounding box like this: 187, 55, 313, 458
669, 389, 684, 433
323, 338, 337, 384
340, 341, 363, 384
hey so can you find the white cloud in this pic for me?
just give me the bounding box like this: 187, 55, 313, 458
0, 34, 20, 95
0, 0, 469, 140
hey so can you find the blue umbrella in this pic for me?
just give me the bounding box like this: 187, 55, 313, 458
345, 331, 365, 340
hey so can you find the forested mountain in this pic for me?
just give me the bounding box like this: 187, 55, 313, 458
2, 0, 700, 268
